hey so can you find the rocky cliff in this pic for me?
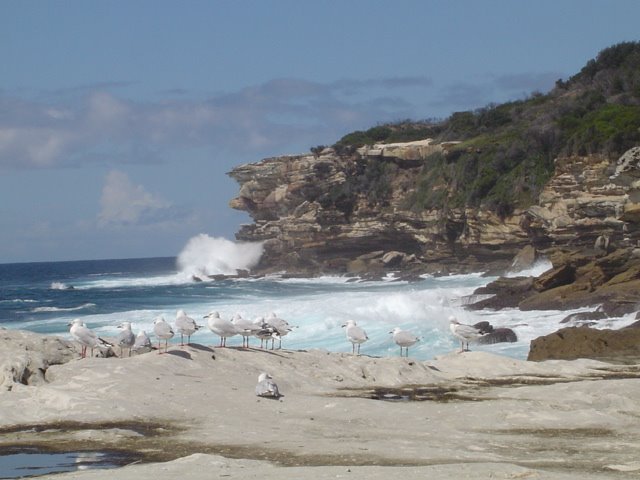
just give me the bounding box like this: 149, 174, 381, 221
228, 143, 640, 278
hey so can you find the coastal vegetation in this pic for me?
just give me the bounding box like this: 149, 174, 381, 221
331, 42, 640, 218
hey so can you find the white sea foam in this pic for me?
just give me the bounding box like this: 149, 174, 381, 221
177, 234, 263, 278
32, 271, 640, 361
0, 299, 38, 304
50, 282, 73, 290
32, 303, 96, 313
505, 259, 554, 278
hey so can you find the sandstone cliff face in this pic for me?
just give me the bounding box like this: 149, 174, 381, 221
228, 143, 640, 276
526, 147, 640, 249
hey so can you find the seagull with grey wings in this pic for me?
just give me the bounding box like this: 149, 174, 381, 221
449, 316, 489, 352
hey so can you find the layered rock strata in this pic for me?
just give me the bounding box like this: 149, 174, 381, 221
229, 142, 640, 277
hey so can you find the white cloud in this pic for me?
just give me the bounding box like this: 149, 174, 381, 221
0, 76, 436, 171
98, 170, 173, 227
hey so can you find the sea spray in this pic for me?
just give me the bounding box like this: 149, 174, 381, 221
176, 234, 263, 277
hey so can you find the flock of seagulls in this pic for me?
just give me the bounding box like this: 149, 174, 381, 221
68, 312, 490, 359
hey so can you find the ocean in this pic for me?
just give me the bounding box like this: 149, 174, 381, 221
1, 238, 636, 361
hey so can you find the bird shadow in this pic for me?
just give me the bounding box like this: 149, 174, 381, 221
184, 343, 215, 353
166, 350, 192, 360
257, 394, 284, 401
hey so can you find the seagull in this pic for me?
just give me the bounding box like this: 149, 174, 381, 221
204, 311, 238, 347
389, 327, 420, 357
68, 319, 112, 358
253, 316, 275, 349
153, 316, 174, 354
265, 312, 295, 350
133, 330, 152, 352
232, 313, 262, 348
342, 319, 368, 355
449, 316, 487, 352
255, 372, 282, 399
175, 309, 200, 346
116, 321, 136, 357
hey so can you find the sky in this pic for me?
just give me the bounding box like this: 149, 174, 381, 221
1, 0, 639, 263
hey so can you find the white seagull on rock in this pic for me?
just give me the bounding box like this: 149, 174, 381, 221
175, 309, 200, 346
68, 319, 112, 358
253, 316, 275, 349
255, 372, 282, 399
116, 321, 136, 357
133, 330, 152, 352
153, 316, 174, 354
204, 311, 238, 347
232, 313, 262, 348
342, 319, 368, 355
449, 316, 487, 352
265, 312, 295, 350
390, 327, 420, 357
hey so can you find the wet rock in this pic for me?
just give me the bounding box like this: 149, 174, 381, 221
477, 327, 518, 344
528, 326, 640, 361
510, 245, 538, 273
533, 264, 576, 292
467, 276, 535, 310
560, 311, 608, 324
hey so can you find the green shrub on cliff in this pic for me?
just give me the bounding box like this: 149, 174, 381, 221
320, 158, 397, 218
334, 42, 640, 218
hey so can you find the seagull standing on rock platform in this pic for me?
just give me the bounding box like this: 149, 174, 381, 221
343, 319, 368, 355
116, 321, 136, 357
449, 316, 487, 352
204, 311, 238, 347
175, 309, 200, 346
153, 317, 174, 354
390, 327, 420, 357
68, 319, 112, 358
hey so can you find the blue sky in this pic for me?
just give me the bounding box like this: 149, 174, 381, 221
1, 0, 639, 263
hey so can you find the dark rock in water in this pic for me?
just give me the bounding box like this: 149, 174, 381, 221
192, 275, 204, 282
473, 321, 493, 333
467, 276, 535, 310
477, 327, 517, 344
560, 311, 608, 324
465, 321, 516, 344
528, 326, 640, 361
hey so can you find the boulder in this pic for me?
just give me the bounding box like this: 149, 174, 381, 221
533, 264, 576, 291
527, 326, 640, 361
560, 311, 608, 324
510, 245, 538, 273
477, 327, 518, 344
382, 251, 405, 267
467, 276, 535, 310
0, 329, 76, 390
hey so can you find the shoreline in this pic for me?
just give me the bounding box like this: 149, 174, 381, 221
2, 329, 640, 478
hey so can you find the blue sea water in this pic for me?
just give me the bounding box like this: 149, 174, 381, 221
1, 252, 636, 361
